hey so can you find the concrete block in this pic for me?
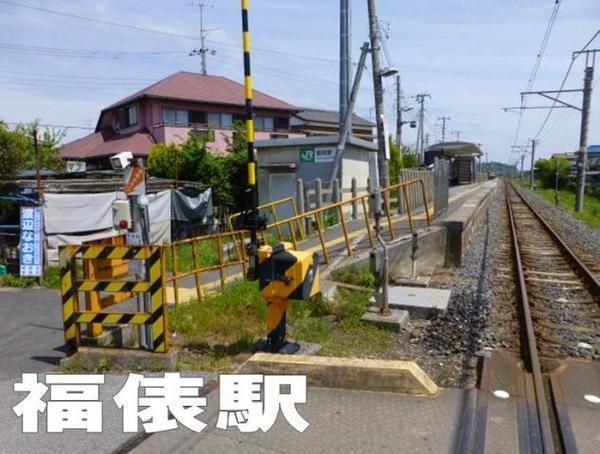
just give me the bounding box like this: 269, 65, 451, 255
240, 353, 439, 395
386, 286, 451, 319
81, 325, 138, 349
392, 276, 431, 288
361, 306, 409, 332
60, 347, 178, 372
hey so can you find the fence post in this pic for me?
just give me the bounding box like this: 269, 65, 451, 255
303, 180, 311, 234
333, 179, 340, 203
351, 177, 358, 220
367, 177, 373, 219
296, 178, 305, 236
315, 178, 323, 225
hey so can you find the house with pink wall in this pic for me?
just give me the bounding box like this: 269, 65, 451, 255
62, 71, 304, 169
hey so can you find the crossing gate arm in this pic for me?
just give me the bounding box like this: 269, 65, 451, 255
59, 245, 169, 353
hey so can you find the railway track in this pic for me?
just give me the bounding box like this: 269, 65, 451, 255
505, 181, 599, 453
461, 181, 599, 453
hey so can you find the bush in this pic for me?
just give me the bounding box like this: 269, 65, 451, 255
534, 157, 571, 189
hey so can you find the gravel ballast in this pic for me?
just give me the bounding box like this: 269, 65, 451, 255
391, 182, 520, 388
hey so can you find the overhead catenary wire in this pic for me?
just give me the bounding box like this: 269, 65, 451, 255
533, 29, 600, 140
511, 0, 562, 149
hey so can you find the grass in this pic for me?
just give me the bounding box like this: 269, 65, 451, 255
330, 264, 377, 289
534, 187, 600, 230
165, 238, 228, 274
169, 280, 395, 373
0, 265, 62, 289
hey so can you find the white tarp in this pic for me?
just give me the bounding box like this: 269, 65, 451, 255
147, 190, 171, 244
46, 228, 122, 264
44, 192, 124, 234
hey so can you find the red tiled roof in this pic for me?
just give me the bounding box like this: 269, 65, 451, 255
106, 71, 297, 112
62, 130, 155, 160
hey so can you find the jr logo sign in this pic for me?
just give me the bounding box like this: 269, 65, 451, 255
299, 147, 315, 163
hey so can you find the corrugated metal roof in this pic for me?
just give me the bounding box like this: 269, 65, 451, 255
105, 71, 298, 112
294, 108, 374, 127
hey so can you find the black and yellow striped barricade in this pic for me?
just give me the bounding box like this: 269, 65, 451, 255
59, 245, 169, 353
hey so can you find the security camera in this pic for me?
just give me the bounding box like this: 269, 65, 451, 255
109, 151, 134, 170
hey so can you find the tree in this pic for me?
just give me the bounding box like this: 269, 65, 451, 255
389, 138, 403, 184
147, 125, 249, 211
15, 121, 66, 172
402, 147, 419, 169
0, 121, 28, 180
534, 157, 571, 189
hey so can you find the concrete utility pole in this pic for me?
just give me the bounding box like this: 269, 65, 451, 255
575, 61, 594, 212
415, 93, 430, 164
438, 116, 451, 142
339, 0, 352, 133
367, 0, 390, 186
520, 153, 525, 179
452, 130, 461, 140
396, 75, 402, 147
189, 2, 216, 75
530, 139, 536, 190
329, 42, 371, 186
395, 75, 413, 157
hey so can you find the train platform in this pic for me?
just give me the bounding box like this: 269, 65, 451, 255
128, 350, 600, 454
167, 180, 498, 303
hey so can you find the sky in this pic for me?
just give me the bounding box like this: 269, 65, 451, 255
0, 0, 599, 168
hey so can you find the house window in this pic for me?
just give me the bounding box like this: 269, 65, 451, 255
162, 108, 189, 125
207, 112, 235, 129
221, 113, 233, 129
162, 108, 175, 125
189, 110, 206, 124
255, 116, 275, 131
127, 105, 138, 126
274, 117, 289, 130
207, 112, 220, 127
118, 104, 138, 128
176, 109, 188, 125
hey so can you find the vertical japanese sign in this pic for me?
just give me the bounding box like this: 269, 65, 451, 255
19, 206, 43, 277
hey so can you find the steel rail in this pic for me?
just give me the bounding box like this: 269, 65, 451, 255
509, 181, 600, 294
505, 182, 556, 454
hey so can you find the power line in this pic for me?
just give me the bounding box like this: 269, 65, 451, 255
4, 121, 93, 130
0, 42, 188, 59
0, 0, 339, 65
0, 69, 157, 82
533, 29, 600, 140
511, 0, 562, 148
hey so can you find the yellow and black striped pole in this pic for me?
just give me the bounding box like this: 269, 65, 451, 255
241, 0, 260, 280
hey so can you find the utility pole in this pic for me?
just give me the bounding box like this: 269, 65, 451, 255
452, 130, 461, 140
189, 2, 216, 74
438, 116, 450, 142
505, 47, 598, 213
396, 75, 402, 147
395, 75, 413, 158
575, 53, 595, 212
339, 0, 351, 134
520, 153, 525, 180
367, 0, 390, 186
529, 139, 536, 190
415, 93, 430, 164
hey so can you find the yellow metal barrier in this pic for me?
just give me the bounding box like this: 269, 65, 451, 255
83, 235, 131, 338
262, 179, 431, 263
166, 230, 247, 307
60, 245, 169, 353
228, 196, 305, 242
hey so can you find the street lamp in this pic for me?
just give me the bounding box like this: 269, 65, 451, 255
379, 66, 399, 78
